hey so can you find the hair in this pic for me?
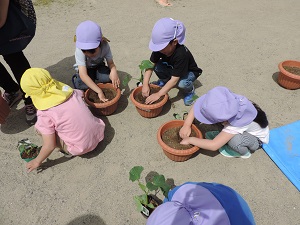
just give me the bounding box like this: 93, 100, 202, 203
252, 102, 269, 128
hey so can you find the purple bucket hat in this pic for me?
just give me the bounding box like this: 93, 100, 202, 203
193, 86, 257, 127
76, 20, 102, 50
149, 18, 186, 52
147, 182, 256, 225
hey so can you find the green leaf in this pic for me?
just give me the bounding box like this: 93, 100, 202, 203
138, 183, 147, 193
192, 94, 199, 101
146, 203, 155, 209
173, 113, 181, 120
146, 182, 158, 192
152, 174, 166, 187
139, 60, 154, 71
134, 196, 144, 212
160, 183, 171, 198
129, 166, 144, 182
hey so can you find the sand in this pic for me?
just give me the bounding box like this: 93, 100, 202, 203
1, 0, 300, 224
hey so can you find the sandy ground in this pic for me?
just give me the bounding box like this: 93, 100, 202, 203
1, 0, 300, 224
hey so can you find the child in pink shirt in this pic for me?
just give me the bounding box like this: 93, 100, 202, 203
20, 68, 105, 173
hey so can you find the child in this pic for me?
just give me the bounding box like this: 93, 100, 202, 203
147, 182, 256, 225
179, 86, 269, 158
156, 0, 172, 6
73, 20, 120, 102
20, 68, 105, 173
142, 17, 202, 106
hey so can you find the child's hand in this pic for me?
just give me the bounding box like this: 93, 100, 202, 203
109, 72, 120, 88
179, 125, 191, 139
145, 93, 160, 104
142, 85, 150, 97
98, 92, 108, 102
180, 137, 191, 145
26, 159, 42, 173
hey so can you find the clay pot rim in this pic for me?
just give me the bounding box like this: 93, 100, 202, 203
130, 84, 168, 110
157, 120, 202, 156
278, 60, 300, 80
84, 83, 121, 108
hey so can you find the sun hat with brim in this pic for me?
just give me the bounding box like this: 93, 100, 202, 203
193, 86, 257, 127
147, 182, 256, 225
149, 17, 186, 52
76, 20, 102, 50
20, 68, 73, 110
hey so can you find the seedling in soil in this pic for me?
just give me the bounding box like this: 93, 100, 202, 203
129, 166, 170, 216
123, 60, 154, 87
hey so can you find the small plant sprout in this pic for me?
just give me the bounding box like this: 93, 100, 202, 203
122, 60, 154, 87
129, 166, 170, 213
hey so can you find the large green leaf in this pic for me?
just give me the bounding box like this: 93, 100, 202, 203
139, 60, 154, 71
146, 182, 158, 192
129, 166, 144, 182
152, 175, 166, 187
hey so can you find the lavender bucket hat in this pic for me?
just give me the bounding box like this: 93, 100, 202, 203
75, 20, 102, 50
149, 17, 186, 52
147, 182, 255, 225
193, 86, 257, 127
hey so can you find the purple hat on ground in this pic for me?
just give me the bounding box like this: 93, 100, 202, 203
147, 182, 256, 225
76, 20, 102, 50
149, 18, 186, 52
193, 86, 257, 127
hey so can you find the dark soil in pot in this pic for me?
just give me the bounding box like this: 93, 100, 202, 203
283, 66, 300, 76
88, 88, 116, 103
134, 87, 164, 104
162, 126, 197, 150
141, 195, 161, 218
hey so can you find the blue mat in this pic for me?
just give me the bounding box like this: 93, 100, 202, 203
262, 120, 300, 191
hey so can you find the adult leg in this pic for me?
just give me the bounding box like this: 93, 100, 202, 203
2, 51, 33, 105
227, 132, 262, 155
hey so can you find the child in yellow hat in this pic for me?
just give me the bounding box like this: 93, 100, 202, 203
20, 68, 105, 173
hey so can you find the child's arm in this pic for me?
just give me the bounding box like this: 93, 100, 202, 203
180, 130, 235, 151
179, 107, 195, 138
107, 59, 120, 88
78, 65, 108, 102
26, 133, 57, 173
142, 68, 154, 97
145, 76, 179, 104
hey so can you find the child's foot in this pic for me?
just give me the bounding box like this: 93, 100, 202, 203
151, 80, 166, 87
25, 103, 37, 125
58, 149, 74, 158
183, 87, 196, 106
156, 0, 172, 6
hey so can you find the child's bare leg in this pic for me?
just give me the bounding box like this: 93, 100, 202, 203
156, 0, 172, 6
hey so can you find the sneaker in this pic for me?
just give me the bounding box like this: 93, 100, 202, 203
3, 90, 22, 107
25, 104, 37, 125
183, 87, 196, 106
151, 80, 165, 87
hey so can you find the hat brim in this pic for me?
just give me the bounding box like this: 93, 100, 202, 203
193, 94, 214, 124
76, 41, 100, 50
149, 39, 169, 52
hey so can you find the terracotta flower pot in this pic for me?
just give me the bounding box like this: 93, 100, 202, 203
278, 60, 300, 90
130, 84, 168, 118
0, 90, 10, 124
84, 83, 121, 116
157, 120, 203, 162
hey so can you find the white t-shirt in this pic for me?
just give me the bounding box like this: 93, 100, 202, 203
222, 122, 269, 143
35, 90, 105, 155
74, 41, 113, 68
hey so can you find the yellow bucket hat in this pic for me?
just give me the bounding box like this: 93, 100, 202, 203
20, 68, 74, 110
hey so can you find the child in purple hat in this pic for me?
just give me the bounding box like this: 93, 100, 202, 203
147, 182, 256, 225
73, 20, 120, 102
179, 86, 269, 158
142, 18, 202, 106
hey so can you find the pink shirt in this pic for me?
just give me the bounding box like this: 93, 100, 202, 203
35, 90, 105, 155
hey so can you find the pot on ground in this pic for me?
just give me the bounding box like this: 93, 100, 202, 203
278, 60, 300, 90
0, 90, 10, 124
84, 83, 121, 116
130, 84, 168, 118
157, 120, 203, 162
